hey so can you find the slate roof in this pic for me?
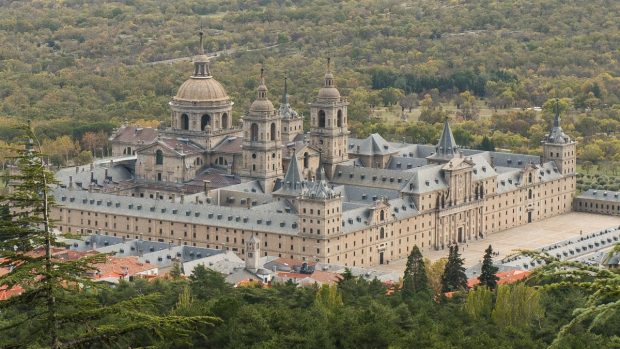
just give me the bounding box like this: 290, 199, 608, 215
385, 156, 428, 171
348, 133, 400, 156
211, 136, 242, 154
110, 126, 158, 145
401, 165, 448, 194
54, 188, 301, 235
577, 189, 620, 203
55, 163, 133, 189
331, 165, 415, 190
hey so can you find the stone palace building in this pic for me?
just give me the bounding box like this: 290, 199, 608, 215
50, 38, 577, 267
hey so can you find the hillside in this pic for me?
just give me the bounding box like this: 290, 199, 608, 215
0, 0, 619, 167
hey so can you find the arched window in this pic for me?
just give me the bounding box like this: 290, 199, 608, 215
251, 123, 259, 141
528, 189, 533, 199
201, 114, 210, 131
528, 173, 533, 184
337, 110, 343, 127
318, 110, 326, 128
181, 114, 189, 130
270, 123, 276, 141
155, 150, 164, 165
303, 152, 309, 169
222, 113, 228, 129
380, 227, 385, 239
380, 210, 385, 221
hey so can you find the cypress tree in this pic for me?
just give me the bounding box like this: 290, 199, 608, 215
441, 245, 468, 292
478, 245, 499, 289
402, 245, 429, 298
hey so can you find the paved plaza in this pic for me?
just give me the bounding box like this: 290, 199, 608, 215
374, 212, 620, 273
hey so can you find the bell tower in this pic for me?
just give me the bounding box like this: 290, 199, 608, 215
309, 58, 350, 179
542, 99, 576, 175
240, 68, 284, 193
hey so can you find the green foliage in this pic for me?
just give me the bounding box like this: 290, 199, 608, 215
465, 286, 493, 320
401, 245, 429, 299
479, 245, 499, 289
441, 245, 468, 292
492, 283, 543, 330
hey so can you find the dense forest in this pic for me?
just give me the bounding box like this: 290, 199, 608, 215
0, 0, 620, 172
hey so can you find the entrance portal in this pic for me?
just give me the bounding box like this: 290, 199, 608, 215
458, 227, 464, 243
379, 251, 384, 265
528, 211, 532, 223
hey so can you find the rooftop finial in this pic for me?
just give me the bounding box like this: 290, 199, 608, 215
198, 26, 205, 55
260, 66, 265, 82
327, 57, 331, 72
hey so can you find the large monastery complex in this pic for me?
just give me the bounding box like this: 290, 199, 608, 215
50, 37, 577, 267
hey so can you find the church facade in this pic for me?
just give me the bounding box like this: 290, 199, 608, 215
51, 39, 576, 267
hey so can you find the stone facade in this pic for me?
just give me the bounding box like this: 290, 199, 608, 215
52, 51, 577, 268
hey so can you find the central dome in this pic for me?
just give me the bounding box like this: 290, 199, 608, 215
174, 77, 230, 102
318, 86, 341, 99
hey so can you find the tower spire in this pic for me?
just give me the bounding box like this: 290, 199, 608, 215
282, 75, 289, 105
553, 98, 560, 128
324, 57, 334, 87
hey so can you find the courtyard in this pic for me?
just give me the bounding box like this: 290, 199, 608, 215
375, 212, 620, 273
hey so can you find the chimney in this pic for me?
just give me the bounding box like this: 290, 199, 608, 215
104, 168, 108, 179
90, 171, 94, 183
75, 166, 79, 174
180, 194, 185, 204
68, 176, 73, 190
88, 183, 93, 193
90, 163, 94, 171
203, 180, 210, 194
139, 233, 143, 241
155, 191, 159, 200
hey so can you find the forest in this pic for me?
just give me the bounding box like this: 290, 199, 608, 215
0, 0, 620, 175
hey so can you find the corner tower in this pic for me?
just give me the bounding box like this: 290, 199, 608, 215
542, 100, 576, 175
309, 58, 350, 179
240, 68, 283, 193
298, 165, 343, 241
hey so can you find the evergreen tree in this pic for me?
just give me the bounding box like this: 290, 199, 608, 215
478, 245, 499, 289
402, 245, 429, 298
0, 124, 216, 348
441, 245, 468, 292
170, 260, 183, 279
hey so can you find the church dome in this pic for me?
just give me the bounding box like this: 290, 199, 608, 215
249, 98, 274, 113
318, 86, 341, 99
174, 76, 230, 102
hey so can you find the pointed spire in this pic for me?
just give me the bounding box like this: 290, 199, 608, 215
283, 150, 303, 190
435, 119, 458, 159
282, 75, 289, 105
553, 98, 560, 128
316, 150, 326, 181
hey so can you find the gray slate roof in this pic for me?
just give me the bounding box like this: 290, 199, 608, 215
54, 188, 301, 235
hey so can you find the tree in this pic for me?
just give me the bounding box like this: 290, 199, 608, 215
81, 132, 98, 158
478, 136, 495, 151
401, 245, 429, 298
170, 260, 183, 279
0, 124, 216, 348
464, 286, 493, 320
492, 283, 543, 329
441, 245, 468, 292
424, 257, 447, 295
76, 150, 93, 165
478, 245, 499, 289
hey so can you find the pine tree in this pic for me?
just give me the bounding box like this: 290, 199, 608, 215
0, 124, 217, 348
441, 245, 468, 292
478, 245, 499, 289
402, 245, 429, 298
